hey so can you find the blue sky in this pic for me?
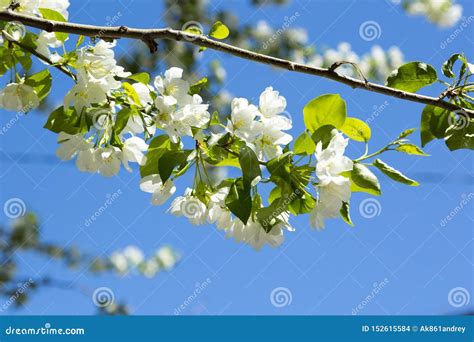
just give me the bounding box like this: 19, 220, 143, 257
0, 0, 473, 315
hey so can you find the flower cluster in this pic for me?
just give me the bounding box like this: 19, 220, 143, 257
306, 43, 404, 82
401, 0, 463, 28
310, 132, 353, 229
226, 87, 292, 161
168, 187, 294, 251
249, 21, 405, 82
110, 245, 180, 278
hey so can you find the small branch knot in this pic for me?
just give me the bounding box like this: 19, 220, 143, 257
118, 26, 128, 33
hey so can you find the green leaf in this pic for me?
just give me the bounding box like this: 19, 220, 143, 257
397, 128, 416, 140
350, 163, 381, 196
442, 53, 467, 79
140, 135, 180, 177
44, 106, 81, 134
122, 82, 141, 105
225, 178, 252, 224
341, 117, 371, 142
294, 131, 316, 155
303, 94, 346, 133
420, 105, 452, 147
114, 107, 134, 134
239, 145, 261, 187
386, 62, 437, 93
444, 118, 474, 151
24, 69, 52, 101
395, 143, 429, 156
189, 77, 208, 95
75, 35, 85, 49
373, 159, 419, 186
128, 72, 150, 84
210, 111, 220, 126
209, 21, 230, 40
340, 202, 354, 227
311, 125, 335, 149
38, 8, 68, 42
158, 150, 191, 183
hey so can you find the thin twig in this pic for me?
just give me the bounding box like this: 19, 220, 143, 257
0, 10, 473, 117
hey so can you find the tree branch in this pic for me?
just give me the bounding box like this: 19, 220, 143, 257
1, 10, 473, 117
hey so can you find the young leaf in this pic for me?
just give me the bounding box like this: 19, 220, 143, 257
294, 131, 316, 155
341, 117, 371, 142
340, 202, 354, 227
397, 128, 416, 140
351, 163, 381, 196
122, 82, 141, 105
442, 53, 467, 79
386, 62, 437, 93
395, 143, 429, 156
239, 145, 261, 187
303, 94, 346, 133
128, 72, 150, 85
140, 135, 180, 177
209, 21, 230, 40
24, 69, 52, 101
189, 77, 208, 95
44, 106, 81, 134
373, 159, 419, 186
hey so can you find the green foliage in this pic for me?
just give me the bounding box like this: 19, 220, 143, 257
340, 202, 353, 227
395, 143, 429, 156
44, 106, 82, 134
349, 163, 381, 196
140, 135, 181, 177
158, 150, 192, 183
442, 53, 468, 79
225, 178, 252, 224
420, 105, 452, 146
239, 145, 261, 187
303, 94, 346, 133
24, 69, 52, 101
386, 62, 437, 92
373, 159, 419, 186
341, 117, 371, 142
189, 77, 208, 95
127, 72, 150, 85
294, 131, 316, 155
209, 21, 230, 40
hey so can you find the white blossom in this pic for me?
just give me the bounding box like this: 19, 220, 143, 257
0, 82, 40, 112
121, 136, 148, 172
140, 174, 176, 205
